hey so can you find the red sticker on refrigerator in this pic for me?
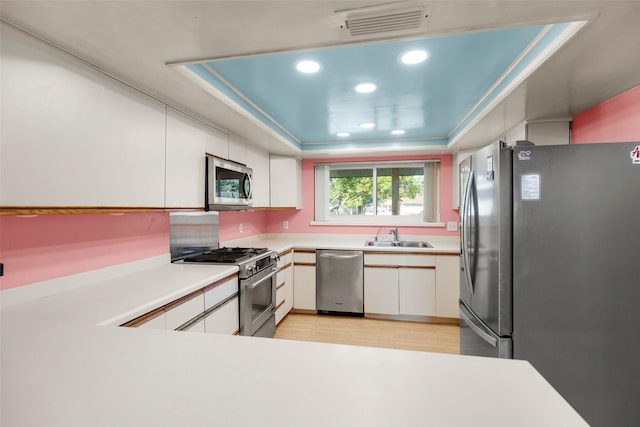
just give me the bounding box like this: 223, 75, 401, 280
631, 145, 640, 164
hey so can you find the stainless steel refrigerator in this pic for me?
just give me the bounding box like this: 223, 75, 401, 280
459, 141, 640, 427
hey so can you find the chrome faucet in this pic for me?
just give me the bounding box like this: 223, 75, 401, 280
374, 226, 384, 241
388, 226, 399, 242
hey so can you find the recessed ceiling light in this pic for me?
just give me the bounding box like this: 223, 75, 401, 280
391, 129, 406, 135
355, 83, 377, 93
401, 50, 428, 65
296, 60, 320, 73
336, 132, 351, 137
358, 122, 376, 129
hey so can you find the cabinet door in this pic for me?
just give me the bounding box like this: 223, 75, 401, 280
285, 264, 294, 313
165, 107, 207, 208
246, 144, 270, 208
204, 297, 239, 335
399, 267, 436, 316
1, 25, 164, 207
99, 78, 166, 207
293, 265, 316, 310
228, 134, 247, 164
270, 156, 302, 208
364, 267, 399, 315
435, 256, 461, 318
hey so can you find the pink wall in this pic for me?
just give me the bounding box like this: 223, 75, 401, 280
0, 213, 169, 290
263, 154, 459, 237
218, 210, 268, 242
572, 85, 640, 144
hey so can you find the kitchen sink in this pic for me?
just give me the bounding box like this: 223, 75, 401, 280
365, 240, 432, 248
394, 241, 432, 248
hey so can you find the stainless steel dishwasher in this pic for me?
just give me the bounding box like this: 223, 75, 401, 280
316, 249, 364, 315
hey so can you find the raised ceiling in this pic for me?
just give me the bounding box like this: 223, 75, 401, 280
1, 1, 639, 157
174, 21, 580, 153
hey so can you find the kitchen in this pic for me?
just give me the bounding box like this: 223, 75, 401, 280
1, 1, 640, 426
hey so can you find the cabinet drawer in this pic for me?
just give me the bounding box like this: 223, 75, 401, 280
165, 293, 204, 330
276, 302, 287, 325
365, 253, 435, 267
294, 250, 316, 264
278, 250, 293, 268
204, 296, 239, 335
204, 275, 238, 311
276, 283, 286, 306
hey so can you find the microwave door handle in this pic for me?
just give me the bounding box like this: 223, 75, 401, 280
246, 172, 253, 199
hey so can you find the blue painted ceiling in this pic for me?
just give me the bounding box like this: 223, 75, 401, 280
179, 22, 575, 152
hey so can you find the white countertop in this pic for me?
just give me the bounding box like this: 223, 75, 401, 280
0, 236, 587, 427
222, 233, 461, 255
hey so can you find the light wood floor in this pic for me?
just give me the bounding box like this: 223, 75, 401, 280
275, 313, 460, 354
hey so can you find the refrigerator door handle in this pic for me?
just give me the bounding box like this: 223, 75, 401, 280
461, 172, 475, 296
460, 304, 497, 348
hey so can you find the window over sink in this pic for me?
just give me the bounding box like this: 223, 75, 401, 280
314, 161, 441, 226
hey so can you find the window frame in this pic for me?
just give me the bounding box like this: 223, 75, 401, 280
313, 160, 443, 227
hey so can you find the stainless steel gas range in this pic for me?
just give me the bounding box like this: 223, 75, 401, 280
182, 247, 279, 338
169, 212, 278, 338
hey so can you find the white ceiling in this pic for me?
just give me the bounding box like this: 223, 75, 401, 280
1, 1, 639, 157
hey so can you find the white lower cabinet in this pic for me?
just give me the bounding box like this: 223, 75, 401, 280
364, 267, 436, 316
435, 255, 460, 318
364, 253, 437, 318
364, 267, 399, 315
399, 268, 436, 316
204, 297, 239, 335
276, 250, 293, 324
123, 274, 240, 333
204, 275, 240, 334
293, 250, 316, 310
165, 294, 205, 331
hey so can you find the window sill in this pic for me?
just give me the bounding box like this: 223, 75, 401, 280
310, 220, 445, 228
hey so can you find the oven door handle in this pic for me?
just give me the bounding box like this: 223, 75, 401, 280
247, 268, 279, 289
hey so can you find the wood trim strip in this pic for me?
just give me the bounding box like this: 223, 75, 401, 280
294, 249, 316, 254
278, 248, 293, 256
364, 250, 438, 256
120, 306, 165, 327
276, 282, 286, 290
0, 206, 175, 216
294, 262, 316, 267
276, 300, 286, 311
280, 262, 292, 270
364, 265, 435, 269
233, 330, 240, 335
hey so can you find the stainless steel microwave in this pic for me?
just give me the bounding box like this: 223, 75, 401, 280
205, 157, 253, 211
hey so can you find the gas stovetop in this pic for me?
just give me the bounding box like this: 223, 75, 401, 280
182, 247, 270, 264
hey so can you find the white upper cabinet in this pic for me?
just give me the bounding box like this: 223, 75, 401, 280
98, 79, 166, 207
246, 144, 270, 208
270, 156, 302, 209
166, 108, 229, 208
228, 134, 248, 165
1, 24, 165, 207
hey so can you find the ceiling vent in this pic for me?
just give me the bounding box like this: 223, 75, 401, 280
336, 3, 429, 42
